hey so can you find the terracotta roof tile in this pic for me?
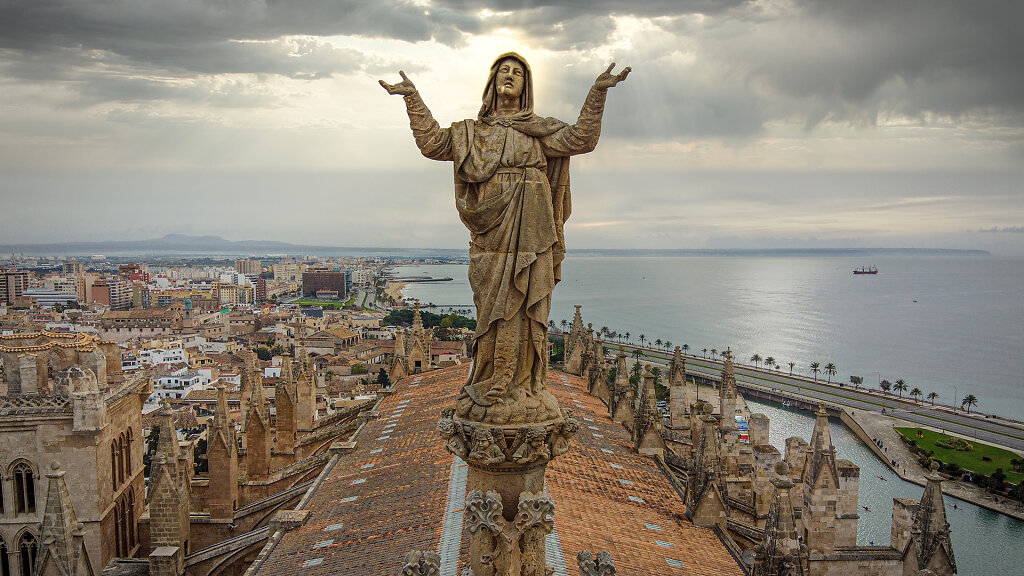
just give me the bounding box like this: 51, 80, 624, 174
253, 367, 743, 576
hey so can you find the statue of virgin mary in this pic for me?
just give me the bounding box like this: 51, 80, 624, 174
381, 53, 629, 425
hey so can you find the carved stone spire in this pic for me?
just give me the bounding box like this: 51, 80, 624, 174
36, 462, 91, 575
800, 402, 841, 555
719, 348, 737, 418
564, 306, 587, 375
809, 402, 834, 457
151, 402, 179, 483
753, 462, 804, 576
669, 346, 688, 427
610, 350, 634, 427
909, 463, 957, 573
207, 386, 238, 520
411, 301, 424, 333
275, 357, 297, 455
589, 337, 610, 402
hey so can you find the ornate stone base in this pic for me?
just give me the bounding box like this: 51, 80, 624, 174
436, 409, 578, 576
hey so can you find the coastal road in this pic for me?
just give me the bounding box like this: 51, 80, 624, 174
607, 343, 1024, 453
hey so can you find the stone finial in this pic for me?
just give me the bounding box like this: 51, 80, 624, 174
577, 550, 616, 576
401, 550, 440, 576
774, 461, 790, 477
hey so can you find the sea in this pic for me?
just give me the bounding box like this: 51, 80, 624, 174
394, 253, 1024, 574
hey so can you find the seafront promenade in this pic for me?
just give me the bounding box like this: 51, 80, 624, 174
616, 342, 1024, 453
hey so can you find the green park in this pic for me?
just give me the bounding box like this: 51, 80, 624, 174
897, 427, 1023, 485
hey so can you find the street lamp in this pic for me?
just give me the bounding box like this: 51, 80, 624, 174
953, 385, 958, 410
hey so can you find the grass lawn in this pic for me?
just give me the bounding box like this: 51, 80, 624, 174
292, 299, 348, 309
897, 427, 1023, 484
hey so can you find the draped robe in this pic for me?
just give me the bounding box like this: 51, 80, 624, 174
402, 54, 608, 424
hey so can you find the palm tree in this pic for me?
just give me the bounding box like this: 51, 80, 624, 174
809, 362, 821, 380
681, 344, 689, 355
787, 361, 795, 376
664, 340, 672, 351
710, 348, 718, 360
764, 356, 775, 370
961, 394, 978, 413
750, 353, 762, 368
702, 348, 708, 358
910, 387, 923, 402
880, 379, 892, 394
926, 391, 939, 405
560, 319, 568, 331
638, 334, 646, 348
894, 378, 908, 398
624, 332, 631, 343
655, 338, 662, 349
824, 362, 837, 383
600, 326, 609, 337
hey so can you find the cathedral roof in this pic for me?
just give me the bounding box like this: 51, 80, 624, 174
251, 366, 742, 576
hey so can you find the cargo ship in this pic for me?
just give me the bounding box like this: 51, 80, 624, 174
853, 266, 878, 275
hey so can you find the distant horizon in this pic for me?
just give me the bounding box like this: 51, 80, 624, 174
0, 232, 998, 259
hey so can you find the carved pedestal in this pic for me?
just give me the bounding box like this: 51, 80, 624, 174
404, 399, 615, 576
439, 409, 578, 576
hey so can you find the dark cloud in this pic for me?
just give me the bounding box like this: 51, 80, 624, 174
1, 0, 1022, 134
711, 0, 1024, 123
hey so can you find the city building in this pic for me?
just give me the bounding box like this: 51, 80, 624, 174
234, 259, 262, 275
301, 269, 346, 299
22, 288, 78, 309
91, 278, 132, 311
0, 270, 31, 305
271, 262, 304, 283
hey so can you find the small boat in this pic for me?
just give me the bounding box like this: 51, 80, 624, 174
863, 506, 871, 512
878, 476, 888, 481
853, 266, 878, 275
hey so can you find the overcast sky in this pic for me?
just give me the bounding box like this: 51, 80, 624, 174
1, 0, 1023, 254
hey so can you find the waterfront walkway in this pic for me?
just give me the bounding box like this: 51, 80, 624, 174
845, 409, 1024, 521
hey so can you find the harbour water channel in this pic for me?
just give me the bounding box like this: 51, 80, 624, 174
746, 397, 1023, 575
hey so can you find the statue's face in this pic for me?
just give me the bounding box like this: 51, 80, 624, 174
496, 58, 525, 101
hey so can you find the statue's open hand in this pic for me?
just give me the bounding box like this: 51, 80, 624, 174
379, 71, 417, 96
594, 63, 631, 90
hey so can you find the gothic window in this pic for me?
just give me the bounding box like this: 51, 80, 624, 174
17, 533, 35, 576
117, 436, 125, 486
113, 501, 123, 557
126, 489, 136, 549
111, 443, 118, 490
119, 497, 129, 554
0, 537, 9, 576
12, 462, 35, 514
125, 428, 134, 476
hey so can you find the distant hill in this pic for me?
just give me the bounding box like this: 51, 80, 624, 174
0, 234, 989, 258
0, 234, 467, 258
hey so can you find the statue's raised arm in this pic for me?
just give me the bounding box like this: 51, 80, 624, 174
380, 70, 453, 161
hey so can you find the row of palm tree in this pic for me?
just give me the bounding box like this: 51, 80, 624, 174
558, 321, 984, 415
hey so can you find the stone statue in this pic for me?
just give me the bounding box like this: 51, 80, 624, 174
382, 53, 629, 426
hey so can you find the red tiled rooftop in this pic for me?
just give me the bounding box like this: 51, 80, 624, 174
253, 366, 743, 576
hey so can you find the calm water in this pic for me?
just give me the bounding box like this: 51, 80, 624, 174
397, 254, 1024, 420
396, 254, 1024, 575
